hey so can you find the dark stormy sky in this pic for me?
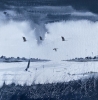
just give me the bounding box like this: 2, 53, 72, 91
0, 0, 98, 13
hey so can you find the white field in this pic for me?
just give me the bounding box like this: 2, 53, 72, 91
0, 61, 98, 87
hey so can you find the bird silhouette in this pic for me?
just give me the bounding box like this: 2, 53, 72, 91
53, 48, 58, 52
23, 37, 27, 42
61, 36, 65, 41
39, 36, 43, 40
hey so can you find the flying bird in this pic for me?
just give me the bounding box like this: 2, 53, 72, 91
39, 36, 43, 40
61, 36, 65, 41
23, 37, 27, 42
53, 48, 58, 52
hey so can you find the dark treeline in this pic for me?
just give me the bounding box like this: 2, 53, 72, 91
0, 56, 49, 62
0, 77, 98, 100
66, 56, 98, 62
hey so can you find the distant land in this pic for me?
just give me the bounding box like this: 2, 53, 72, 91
0, 56, 50, 63
64, 56, 98, 62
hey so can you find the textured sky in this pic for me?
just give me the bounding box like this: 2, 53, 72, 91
0, 0, 98, 60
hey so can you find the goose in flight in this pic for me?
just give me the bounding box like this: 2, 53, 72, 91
23, 37, 27, 42
39, 36, 43, 40
53, 48, 58, 52
61, 36, 68, 41
61, 36, 65, 41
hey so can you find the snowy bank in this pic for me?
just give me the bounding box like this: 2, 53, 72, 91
0, 61, 98, 86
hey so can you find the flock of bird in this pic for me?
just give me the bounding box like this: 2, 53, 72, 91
22, 36, 67, 52
23, 35, 67, 71
3, 11, 67, 51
